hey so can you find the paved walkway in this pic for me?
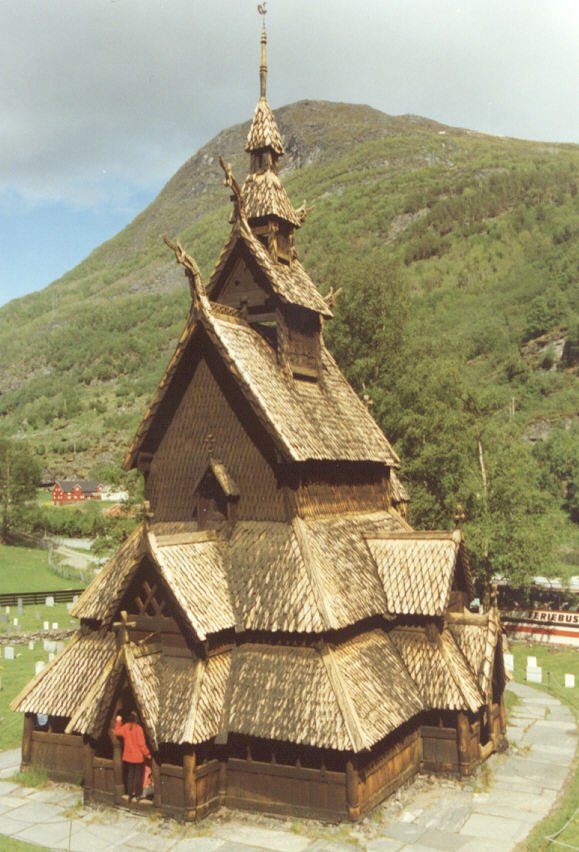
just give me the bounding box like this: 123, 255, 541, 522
0, 682, 575, 851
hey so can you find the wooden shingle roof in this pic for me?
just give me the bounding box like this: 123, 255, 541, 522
242, 170, 301, 225
71, 525, 143, 623
205, 310, 398, 464
11, 629, 117, 718
245, 98, 284, 154
228, 513, 402, 633
208, 219, 331, 316
70, 515, 476, 641
390, 625, 484, 713
219, 630, 424, 752
125, 299, 397, 470
148, 530, 234, 640
366, 531, 472, 617
447, 609, 506, 699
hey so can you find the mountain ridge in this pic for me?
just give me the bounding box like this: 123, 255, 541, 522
0, 100, 577, 494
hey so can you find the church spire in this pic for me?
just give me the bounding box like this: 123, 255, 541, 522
243, 5, 301, 248
259, 4, 268, 100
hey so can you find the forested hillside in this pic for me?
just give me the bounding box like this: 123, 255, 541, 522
0, 101, 577, 583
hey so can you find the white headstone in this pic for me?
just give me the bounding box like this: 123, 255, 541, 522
504, 653, 514, 672
45, 596, 54, 608
48, 652, 55, 662
527, 665, 542, 684
56, 641, 65, 652
51, 622, 58, 630
565, 673, 575, 689
4, 646, 14, 660
17, 598, 23, 615
12, 618, 18, 626
73, 595, 79, 604
43, 621, 49, 631
35, 660, 46, 675
66, 602, 72, 612
527, 656, 537, 668
28, 640, 34, 651
4, 606, 9, 615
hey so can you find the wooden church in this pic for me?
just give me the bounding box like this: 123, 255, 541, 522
12, 18, 507, 823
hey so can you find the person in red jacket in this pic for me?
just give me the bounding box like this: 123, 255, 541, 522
113, 711, 151, 801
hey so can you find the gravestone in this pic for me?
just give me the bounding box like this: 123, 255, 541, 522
4, 606, 9, 615
73, 595, 79, 605
51, 622, 58, 630
28, 640, 34, 651
565, 673, 575, 688
35, 661, 46, 675
56, 641, 65, 652
17, 598, 23, 615
527, 656, 537, 668
12, 618, 18, 627
4, 646, 14, 660
66, 602, 73, 612
45, 597, 54, 608
527, 665, 542, 684
48, 652, 55, 662
504, 652, 514, 672
43, 621, 49, 631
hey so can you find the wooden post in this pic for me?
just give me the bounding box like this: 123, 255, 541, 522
346, 758, 360, 822
110, 719, 124, 803
183, 747, 197, 820
21, 713, 35, 768
83, 737, 94, 801
152, 755, 162, 809
497, 694, 508, 752
456, 711, 471, 776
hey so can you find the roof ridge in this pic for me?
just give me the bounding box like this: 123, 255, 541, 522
291, 517, 336, 631
147, 530, 213, 641
320, 643, 370, 752
439, 630, 483, 712
65, 645, 123, 736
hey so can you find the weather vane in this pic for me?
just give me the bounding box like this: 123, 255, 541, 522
257, 3, 267, 16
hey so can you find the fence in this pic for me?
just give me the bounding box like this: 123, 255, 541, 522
0, 589, 84, 607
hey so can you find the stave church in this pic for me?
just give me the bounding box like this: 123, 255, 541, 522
12, 15, 507, 823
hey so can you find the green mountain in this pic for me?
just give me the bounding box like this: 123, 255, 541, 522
0, 101, 577, 559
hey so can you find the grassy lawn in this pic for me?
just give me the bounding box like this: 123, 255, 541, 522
0, 640, 70, 752
510, 642, 579, 851
0, 544, 78, 593
0, 601, 77, 634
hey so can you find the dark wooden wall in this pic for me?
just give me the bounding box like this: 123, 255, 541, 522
147, 338, 286, 523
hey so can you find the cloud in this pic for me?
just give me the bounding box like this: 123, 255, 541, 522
0, 0, 577, 208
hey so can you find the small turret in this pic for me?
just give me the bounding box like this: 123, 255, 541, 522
242, 8, 301, 261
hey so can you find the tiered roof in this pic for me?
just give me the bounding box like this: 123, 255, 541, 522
68, 518, 476, 640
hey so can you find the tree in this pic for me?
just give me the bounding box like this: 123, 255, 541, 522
0, 439, 42, 540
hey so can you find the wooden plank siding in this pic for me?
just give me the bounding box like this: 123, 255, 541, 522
147, 337, 286, 524
29, 731, 84, 783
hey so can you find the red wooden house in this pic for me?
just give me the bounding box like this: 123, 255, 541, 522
12, 19, 507, 823
52, 480, 103, 506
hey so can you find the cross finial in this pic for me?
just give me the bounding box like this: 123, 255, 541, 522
113, 610, 137, 647
258, 3, 268, 99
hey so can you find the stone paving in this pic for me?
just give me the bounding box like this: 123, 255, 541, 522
0, 681, 575, 851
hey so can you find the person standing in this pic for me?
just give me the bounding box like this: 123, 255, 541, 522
113, 711, 151, 801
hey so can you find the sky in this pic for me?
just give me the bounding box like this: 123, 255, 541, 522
1, 0, 578, 309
